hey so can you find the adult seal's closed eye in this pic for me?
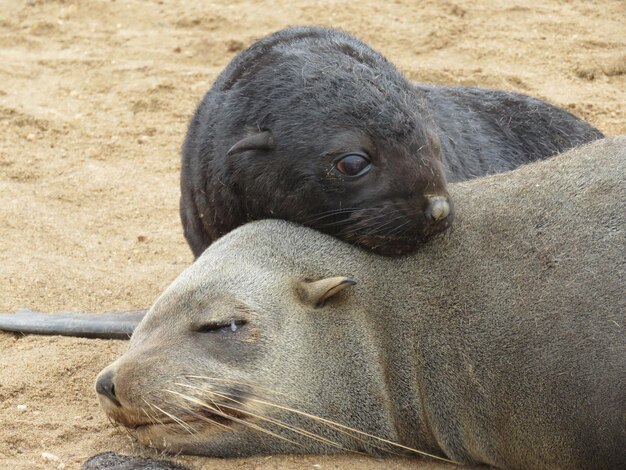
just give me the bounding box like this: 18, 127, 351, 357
180, 26, 603, 257
99, 138, 625, 469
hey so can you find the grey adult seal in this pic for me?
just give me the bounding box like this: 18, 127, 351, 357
95, 137, 625, 469
180, 26, 603, 257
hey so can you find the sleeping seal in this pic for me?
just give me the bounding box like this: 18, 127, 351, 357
97, 137, 625, 469
180, 26, 603, 257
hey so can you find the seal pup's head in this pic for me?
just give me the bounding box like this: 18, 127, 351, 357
181, 26, 452, 257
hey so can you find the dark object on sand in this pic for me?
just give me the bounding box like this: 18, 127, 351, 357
0, 309, 146, 339
81, 452, 188, 470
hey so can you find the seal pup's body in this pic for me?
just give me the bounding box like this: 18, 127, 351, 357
98, 137, 625, 470
180, 26, 603, 257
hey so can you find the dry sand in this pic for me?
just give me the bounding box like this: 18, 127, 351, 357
0, 0, 624, 468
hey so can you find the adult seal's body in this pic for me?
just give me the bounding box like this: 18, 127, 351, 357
180, 26, 603, 257
97, 138, 625, 470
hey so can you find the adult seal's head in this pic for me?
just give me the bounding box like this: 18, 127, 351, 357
98, 138, 625, 469
181, 26, 451, 258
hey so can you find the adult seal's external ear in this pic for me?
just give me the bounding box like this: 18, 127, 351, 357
298, 276, 357, 309
227, 131, 275, 156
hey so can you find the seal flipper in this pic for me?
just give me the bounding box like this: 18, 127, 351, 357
0, 309, 147, 339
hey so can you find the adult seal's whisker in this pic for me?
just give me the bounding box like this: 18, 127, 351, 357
149, 402, 197, 435
216, 394, 458, 463
163, 389, 222, 414
173, 389, 363, 455
209, 401, 366, 455
173, 383, 445, 459
161, 396, 233, 432
204, 391, 408, 457
142, 400, 169, 428
140, 407, 158, 427
164, 402, 233, 432
165, 390, 304, 448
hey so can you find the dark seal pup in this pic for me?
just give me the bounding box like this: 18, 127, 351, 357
180, 26, 603, 257
81, 452, 187, 470
97, 137, 625, 470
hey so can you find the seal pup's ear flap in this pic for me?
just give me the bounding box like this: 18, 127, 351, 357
227, 131, 275, 156
298, 276, 357, 309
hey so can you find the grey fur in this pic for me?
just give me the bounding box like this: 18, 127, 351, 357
98, 137, 624, 469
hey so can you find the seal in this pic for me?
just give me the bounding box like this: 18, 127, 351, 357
180, 26, 604, 257
96, 137, 625, 469
81, 452, 187, 470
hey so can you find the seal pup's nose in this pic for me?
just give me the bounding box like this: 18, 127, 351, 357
96, 369, 121, 407
426, 196, 451, 222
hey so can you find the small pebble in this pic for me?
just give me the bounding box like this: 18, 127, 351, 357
16, 404, 27, 411
225, 39, 244, 52
137, 135, 149, 144
41, 452, 60, 462
26, 133, 35, 141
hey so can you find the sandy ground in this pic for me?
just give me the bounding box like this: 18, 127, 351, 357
0, 0, 624, 468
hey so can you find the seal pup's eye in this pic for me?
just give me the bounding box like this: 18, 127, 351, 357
196, 319, 247, 334
334, 153, 372, 177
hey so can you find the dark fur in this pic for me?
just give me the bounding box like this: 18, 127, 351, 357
180, 26, 603, 258
81, 452, 188, 470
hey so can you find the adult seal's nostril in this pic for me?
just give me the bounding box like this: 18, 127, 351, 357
95, 369, 121, 407
426, 196, 450, 222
